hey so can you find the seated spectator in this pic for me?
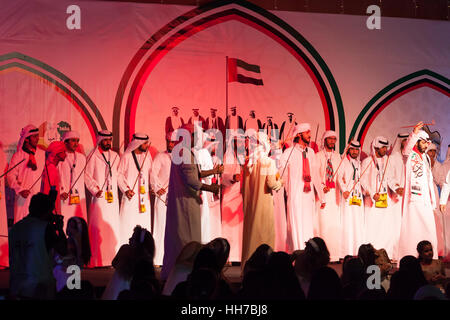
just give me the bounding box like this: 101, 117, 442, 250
387, 255, 428, 300
118, 259, 161, 300
264, 251, 305, 300
417, 240, 446, 291
238, 244, 273, 299
307, 266, 343, 300
294, 237, 330, 297
172, 247, 221, 299
102, 225, 155, 300
53, 217, 91, 292
358, 243, 392, 290
9, 193, 67, 299
204, 238, 234, 298
162, 241, 202, 296
341, 257, 366, 300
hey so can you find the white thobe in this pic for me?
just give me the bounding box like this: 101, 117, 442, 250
85, 148, 121, 267
315, 149, 342, 261
193, 148, 220, 243
7, 148, 45, 223
337, 157, 365, 256
398, 132, 437, 259
360, 155, 400, 259
117, 151, 152, 245
279, 144, 324, 252
150, 151, 171, 265
58, 151, 87, 230
0, 148, 8, 266
221, 151, 244, 261
387, 151, 406, 260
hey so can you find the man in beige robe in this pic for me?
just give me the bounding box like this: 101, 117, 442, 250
241, 132, 282, 269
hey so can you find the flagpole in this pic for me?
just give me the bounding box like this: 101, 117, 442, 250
226, 56, 229, 122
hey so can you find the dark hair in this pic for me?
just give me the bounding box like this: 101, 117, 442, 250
308, 266, 343, 300
304, 237, 330, 267
243, 244, 273, 275
205, 238, 230, 273
358, 243, 377, 269
416, 240, 432, 261
132, 225, 155, 260
67, 217, 91, 267
29, 193, 52, 218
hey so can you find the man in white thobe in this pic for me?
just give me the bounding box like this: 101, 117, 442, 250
150, 132, 176, 266
360, 136, 403, 259
387, 133, 408, 261
117, 133, 152, 245
280, 123, 325, 252
337, 140, 365, 257
398, 123, 438, 259
427, 143, 445, 257
58, 131, 87, 230
84, 130, 121, 267
315, 130, 342, 261
193, 131, 223, 243
7, 125, 45, 224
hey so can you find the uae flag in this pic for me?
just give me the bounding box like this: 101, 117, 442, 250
228, 58, 264, 86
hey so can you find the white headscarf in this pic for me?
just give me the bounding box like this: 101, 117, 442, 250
392, 132, 409, 155
293, 123, 311, 137
17, 124, 39, 151
416, 130, 430, 142
247, 132, 271, 174
370, 136, 389, 156
124, 133, 149, 154
62, 130, 80, 141
348, 140, 361, 160
321, 130, 337, 150
96, 130, 113, 145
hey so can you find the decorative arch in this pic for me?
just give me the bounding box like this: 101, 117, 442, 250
350, 69, 450, 147
0, 52, 107, 144
113, 0, 346, 151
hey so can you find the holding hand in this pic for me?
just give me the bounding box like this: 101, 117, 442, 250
413, 121, 424, 134
440, 205, 446, 213
125, 189, 135, 200
95, 190, 103, 198
19, 190, 31, 198
323, 186, 330, 194
343, 191, 350, 199
213, 164, 224, 175
61, 192, 69, 201
156, 188, 166, 196
373, 193, 380, 201
396, 187, 404, 197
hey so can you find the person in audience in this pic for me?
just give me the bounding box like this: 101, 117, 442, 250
118, 259, 161, 300
264, 251, 305, 300
358, 243, 392, 289
238, 244, 273, 299
162, 241, 202, 296
341, 257, 366, 300
294, 237, 330, 297
102, 225, 155, 300
307, 266, 343, 300
9, 192, 67, 299
53, 217, 91, 292
387, 255, 428, 300
417, 240, 446, 291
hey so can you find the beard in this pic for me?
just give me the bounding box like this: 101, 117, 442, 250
301, 134, 310, 145
100, 143, 111, 151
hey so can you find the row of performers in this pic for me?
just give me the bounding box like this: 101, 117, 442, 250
166, 106, 299, 145
3, 122, 449, 270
